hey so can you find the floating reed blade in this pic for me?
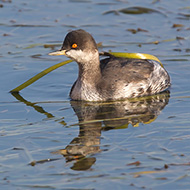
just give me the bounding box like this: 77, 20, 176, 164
108, 52, 163, 66
10, 51, 163, 93
10, 59, 73, 93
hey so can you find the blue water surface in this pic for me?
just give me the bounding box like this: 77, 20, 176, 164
1, 0, 190, 189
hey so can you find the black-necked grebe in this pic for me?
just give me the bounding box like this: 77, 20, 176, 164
49, 29, 170, 101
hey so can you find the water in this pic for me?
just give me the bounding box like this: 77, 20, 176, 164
1, 0, 190, 189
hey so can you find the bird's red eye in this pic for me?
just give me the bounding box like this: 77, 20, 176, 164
72, 43, 78, 48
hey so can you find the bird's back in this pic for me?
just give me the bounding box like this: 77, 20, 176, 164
98, 57, 170, 100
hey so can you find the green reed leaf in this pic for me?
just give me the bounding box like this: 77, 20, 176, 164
10, 51, 163, 92
10, 60, 73, 92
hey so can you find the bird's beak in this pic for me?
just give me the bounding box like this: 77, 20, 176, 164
48, 49, 66, 56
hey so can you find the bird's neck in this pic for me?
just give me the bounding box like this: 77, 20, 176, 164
77, 51, 101, 85
70, 50, 102, 101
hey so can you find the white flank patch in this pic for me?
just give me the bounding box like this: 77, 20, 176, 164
115, 82, 148, 99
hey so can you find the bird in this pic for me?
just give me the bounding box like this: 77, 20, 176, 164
49, 29, 170, 101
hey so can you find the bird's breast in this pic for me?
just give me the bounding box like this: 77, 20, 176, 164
70, 80, 102, 101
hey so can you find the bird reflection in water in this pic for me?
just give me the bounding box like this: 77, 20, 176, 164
54, 92, 170, 170
11, 91, 170, 170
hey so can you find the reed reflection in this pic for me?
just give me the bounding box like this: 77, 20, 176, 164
11, 91, 170, 170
